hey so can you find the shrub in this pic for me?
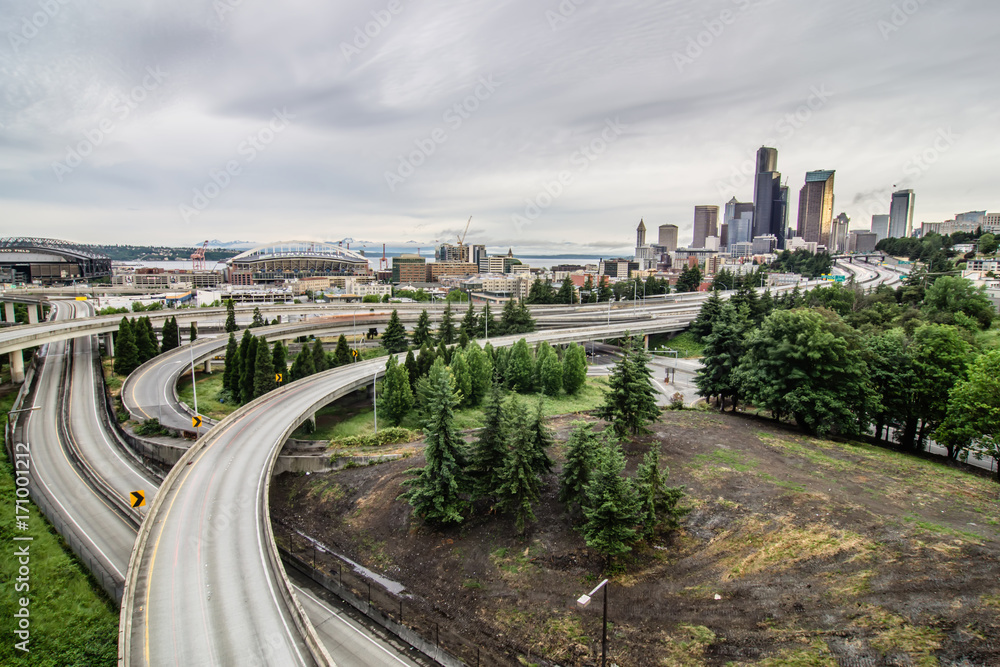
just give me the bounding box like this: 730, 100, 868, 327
332, 427, 419, 449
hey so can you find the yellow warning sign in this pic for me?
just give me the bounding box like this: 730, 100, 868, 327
192, 415, 203, 428
130, 490, 145, 508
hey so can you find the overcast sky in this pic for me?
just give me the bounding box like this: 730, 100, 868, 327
2, 0, 998, 255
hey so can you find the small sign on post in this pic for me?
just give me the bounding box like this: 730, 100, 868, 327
192, 415, 203, 429
130, 490, 145, 508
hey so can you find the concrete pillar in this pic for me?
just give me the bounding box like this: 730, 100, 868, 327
3, 302, 14, 323
27, 305, 38, 324
9, 351, 24, 384
104, 332, 115, 357
644, 334, 650, 351
203, 360, 212, 373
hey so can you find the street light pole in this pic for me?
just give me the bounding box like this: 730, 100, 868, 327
576, 578, 610, 667
372, 367, 378, 432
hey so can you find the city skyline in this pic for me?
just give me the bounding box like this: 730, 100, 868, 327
2, 1, 998, 254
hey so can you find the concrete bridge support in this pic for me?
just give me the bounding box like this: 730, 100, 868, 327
203, 360, 212, 373
3, 302, 14, 323
8, 351, 24, 384
104, 333, 115, 358
27, 305, 38, 324
644, 333, 650, 350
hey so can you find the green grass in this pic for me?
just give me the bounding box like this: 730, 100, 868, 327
176, 370, 240, 422
651, 331, 703, 358
691, 447, 757, 473
292, 377, 610, 441
0, 387, 118, 665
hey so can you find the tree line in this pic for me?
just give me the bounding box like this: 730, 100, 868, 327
112, 315, 195, 376
692, 275, 999, 473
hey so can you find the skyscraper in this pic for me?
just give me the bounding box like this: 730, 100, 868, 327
634, 219, 654, 270
752, 146, 786, 248
796, 170, 835, 246
830, 213, 849, 253
692, 205, 719, 248
889, 189, 915, 239
871, 214, 889, 243
658, 224, 678, 251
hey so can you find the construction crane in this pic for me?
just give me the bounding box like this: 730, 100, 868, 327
190, 240, 208, 271
456, 216, 472, 262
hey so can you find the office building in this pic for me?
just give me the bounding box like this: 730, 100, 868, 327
599, 258, 639, 279
888, 189, 915, 239
752, 146, 787, 249
848, 231, 878, 254
692, 205, 719, 249
727, 212, 754, 246
752, 234, 778, 254
830, 213, 850, 253
796, 170, 836, 247
658, 224, 679, 251
634, 219, 655, 270
391, 254, 427, 283
871, 214, 890, 243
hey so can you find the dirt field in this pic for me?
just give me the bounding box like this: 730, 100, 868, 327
271, 410, 1000, 666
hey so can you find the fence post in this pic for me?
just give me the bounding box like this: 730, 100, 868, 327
367, 581, 371, 608
399, 599, 403, 624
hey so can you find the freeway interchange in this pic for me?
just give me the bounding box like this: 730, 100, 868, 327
3, 260, 901, 665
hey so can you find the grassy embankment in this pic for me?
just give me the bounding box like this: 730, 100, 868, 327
0, 377, 118, 666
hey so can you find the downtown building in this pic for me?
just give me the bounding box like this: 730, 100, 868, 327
888, 189, 916, 239
692, 206, 719, 248
796, 170, 836, 247
752, 147, 789, 249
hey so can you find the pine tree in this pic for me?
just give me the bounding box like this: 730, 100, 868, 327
635, 448, 687, 540
223, 332, 239, 393
240, 335, 258, 404
597, 332, 660, 437
189, 321, 197, 342
253, 336, 276, 399
449, 349, 472, 406
113, 317, 139, 376
311, 338, 328, 373
690, 290, 723, 341
135, 317, 157, 364
497, 299, 517, 336
416, 343, 435, 378
412, 309, 433, 347
458, 330, 470, 349
404, 350, 418, 389
160, 316, 178, 353
527, 400, 554, 475
539, 349, 563, 396
470, 381, 507, 502
464, 342, 492, 406
437, 304, 456, 344
534, 341, 556, 389
382, 309, 408, 353
398, 360, 469, 526
381, 355, 414, 426
580, 437, 640, 565
562, 343, 588, 395
515, 300, 536, 333
272, 340, 287, 386
250, 306, 266, 328
224, 299, 237, 333
436, 338, 451, 365
527, 278, 554, 304
477, 302, 496, 338
288, 344, 316, 382
236, 329, 253, 380
495, 397, 541, 534
558, 421, 601, 510
507, 339, 534, 393
460, 302, 478, 340
695, 302, 750, 411
556, 276, 577, 304
332, 334, 352, 367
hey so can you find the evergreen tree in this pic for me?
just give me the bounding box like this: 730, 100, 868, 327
288, 344, 316, 382
470, 381, 507, 502
458, 329, 470, 349
240, 335, 258, 404
539, 349, 563, 396
597, 332, 660, 437
460, 302, 478, 340
598, 280, 614, 302
223, 332, 239, 393
311, 338, 329, 373
515, 300, 536, 333
332, 334, 352, 367
464, 342, 492, 406
556, 276, 577, 304
135, 317, 157, 364
189, 321, 197, 342
526, 400, 554, 475
436, 339, 452, 365
635, 448, 687, 539
160, 316, 178, 353
730, 285, 762, 325
497, 299, 517, 336
562, 343, 588, 395
250, 306, 266, 328
437, 304, 456, 344
253, 336, 276, 399
527, 278, 554, 304
272, 340, 287, 386
404, 350, 418, 389
495, 396, 541, 534
416, 342, 436, 377
580, 437, 640, 565
534, 341, 555, 389
507, 338, 535, 393
695, 302, 750, 411
398, 361, 469, 526
689, 290, 723, 341
558, 421, 601, 510
236, 329, 253, 382
381, 355, 414, 426
412, 309, 433, 347
224, 299, 237, 333
382, 309, 408, 353
113, 317, 139, 376
449, 349, 472, 406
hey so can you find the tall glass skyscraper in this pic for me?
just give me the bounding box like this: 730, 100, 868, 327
752, 146, 786, 249
889, 189, 915, 239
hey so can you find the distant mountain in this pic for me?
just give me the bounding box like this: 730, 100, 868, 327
205, 239, 259, 250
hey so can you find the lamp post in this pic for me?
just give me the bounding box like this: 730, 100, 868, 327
180, 327, 200, 437
372, 367, 378, 432
577, 578, 609, 667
